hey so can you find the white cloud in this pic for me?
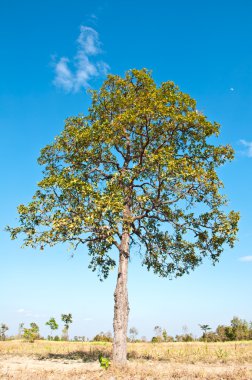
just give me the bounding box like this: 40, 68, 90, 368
77, 26, 100, 55
17, 308, 25, 313
239, 256, 252, 262
240, 140, 252, 157
53, 26, 109, 93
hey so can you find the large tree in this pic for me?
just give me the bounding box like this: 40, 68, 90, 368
7, 69, 239, 365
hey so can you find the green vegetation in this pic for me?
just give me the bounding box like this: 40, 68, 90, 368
23, 323, 40, 343
7, 68, 239, 364
45, 317, 58, 340
61, 313, 73, 340
98, 354, 111, 370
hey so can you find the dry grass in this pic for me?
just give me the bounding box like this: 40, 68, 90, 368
0, 340, 252, 379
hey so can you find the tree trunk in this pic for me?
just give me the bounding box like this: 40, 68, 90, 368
113, 229, 130, 365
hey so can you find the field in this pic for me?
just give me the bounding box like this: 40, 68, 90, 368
0, 340, 252, 379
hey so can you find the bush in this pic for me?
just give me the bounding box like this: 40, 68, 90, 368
23, 323, 39, 343
93, 332, 112, 342
151, 336, 162, 343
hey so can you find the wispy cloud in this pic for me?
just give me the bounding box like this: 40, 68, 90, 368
16, 308, 44, 318
17, 308, 25, 313
53, 26, 109, 93
239, 256, 252, 262
239, 140, 252, 157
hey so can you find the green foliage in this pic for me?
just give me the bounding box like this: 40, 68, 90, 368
23, 323, 39, 343
98, 354, 111, 370
215, 316, 251, 341
46, 317, 58, 331
45, 317, 58, 340
61, 314, 72, 340
7, 69, 239, 280
199, 324, 211, 341
151, 336, 162, 343
61, 313, 73, 328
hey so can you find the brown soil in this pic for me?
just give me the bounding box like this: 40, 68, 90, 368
0, 355, 252, 380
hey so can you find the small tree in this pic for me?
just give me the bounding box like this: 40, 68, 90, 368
7, 69, 239, 365
0, 324, 9, 341
152, 325, 163, 342
45, 317, 58, 340
199, 324, 211, 341
162, 328, 168, 342
61, 313, 72, 340
129, 327, 138, 341
23, 322, 39, 343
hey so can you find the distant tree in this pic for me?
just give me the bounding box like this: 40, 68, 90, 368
151, 326, 163, 342
23, 322, 39, 343
18, 322, 24, 339
201, 332, 220, 342
129, 327, 138, 342
154, 326, 162, 337
74, 335, 86, 342
199, 324, 211, 341
230, 316, 249, 340
162, 328, 168, 342
216, 325, 228, 341
7, 69, 239, 365
215, 317, 251, 342
61, 314, 72, 340
175, 333, 194, 342
0, 324, 9, 341
45, 317, 58, 340
93, 331, 113, 342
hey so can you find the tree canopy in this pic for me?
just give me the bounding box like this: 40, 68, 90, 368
8, 68, 239, 280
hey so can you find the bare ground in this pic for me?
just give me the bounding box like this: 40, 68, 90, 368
0, 355, 252, 380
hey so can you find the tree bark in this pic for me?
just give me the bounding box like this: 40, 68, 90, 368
113, 228, 130, 365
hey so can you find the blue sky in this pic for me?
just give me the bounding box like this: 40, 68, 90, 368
1, 0, 252, 340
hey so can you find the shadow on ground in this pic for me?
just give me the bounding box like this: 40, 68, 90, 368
38, 348, 112, 363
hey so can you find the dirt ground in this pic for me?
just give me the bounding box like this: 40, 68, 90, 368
0, 355, 252, 380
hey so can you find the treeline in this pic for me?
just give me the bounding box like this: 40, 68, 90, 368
149, 317, 252, 343
1, 316, 252, 343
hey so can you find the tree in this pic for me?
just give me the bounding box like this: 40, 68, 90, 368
154, 325, 162, 338
162, 328, 168, 342
199, 324, 211, 341
199, 324, 211, 335
7, 69, 239, 365
0, 324, 9, 341
45, 317, 58, 340
230, 316, 249, 340
129, 326, 138, 341
23, 322, 39, 342
61, 313, 72, 340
